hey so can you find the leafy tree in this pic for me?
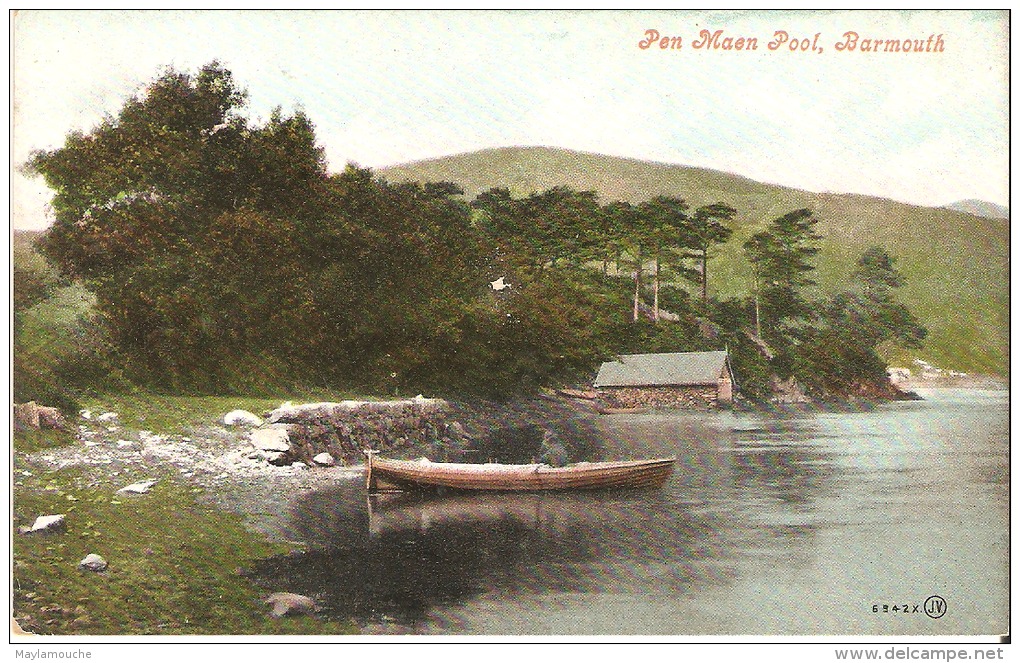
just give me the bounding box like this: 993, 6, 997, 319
743, 208, 821, 342
637, 196, 693, 322
26, 63, 337, 391
832, 247, 927, 350
603, 201, 652, 322
689, 202, 736, 306
793, 247, 926, 398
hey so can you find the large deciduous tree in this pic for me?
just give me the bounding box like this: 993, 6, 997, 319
27, 62, 333, 389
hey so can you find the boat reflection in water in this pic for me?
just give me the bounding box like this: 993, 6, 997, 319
247, 481, 735, 630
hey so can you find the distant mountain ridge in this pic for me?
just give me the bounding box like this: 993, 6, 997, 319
942, 199, 1009, 219
380, 146, 1008, 376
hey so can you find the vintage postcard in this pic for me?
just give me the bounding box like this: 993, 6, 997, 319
9, 8, 1009, 656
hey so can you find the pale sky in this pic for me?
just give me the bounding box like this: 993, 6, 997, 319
10, 9, 1010, 230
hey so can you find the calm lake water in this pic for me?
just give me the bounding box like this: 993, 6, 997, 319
249, 388, 1008, 636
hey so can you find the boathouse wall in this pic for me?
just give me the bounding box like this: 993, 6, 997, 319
597, 385, 721, 409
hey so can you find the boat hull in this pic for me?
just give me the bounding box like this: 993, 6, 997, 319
365, 456, 676, 493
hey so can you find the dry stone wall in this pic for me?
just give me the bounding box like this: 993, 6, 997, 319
269, 399, 467, 466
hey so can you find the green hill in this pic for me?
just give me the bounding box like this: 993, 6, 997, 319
380, 146, 1009, 376
943, 199, 1009, 220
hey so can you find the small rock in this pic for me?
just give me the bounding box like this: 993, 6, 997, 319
117, 480, 157, 494
265, 592, 318, 618
265, 452, 289, 466
116, 440, 134, 448
449, 421, 470, 440
312, 453, 336, 467
80, 409, 92, 420
96, 412, 118, 423
26, 514, 66, 534
78, 554, 107, 572
223, 410, 263, 427
291, 462, 307, 470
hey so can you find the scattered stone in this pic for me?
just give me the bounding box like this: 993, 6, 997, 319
96, 412, 119, 423
249, 425, 292, 452
116, 440, 134, 448
265, 592, 318, 618
139, 431, 166, 444
312, 453, 336, 467
223, 410, 263, 427
291, 462, 307, 470
23, 514, 66, 534
117, 480, 157, 494
78, 554, 108, 572
80, 409, 92, 420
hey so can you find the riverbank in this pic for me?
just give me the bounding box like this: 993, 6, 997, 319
11, 392, 607, 634
14, 380, 1005, 635
896, 374, 1008, 391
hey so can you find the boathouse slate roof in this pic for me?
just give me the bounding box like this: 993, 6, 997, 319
594, 351, 731, 388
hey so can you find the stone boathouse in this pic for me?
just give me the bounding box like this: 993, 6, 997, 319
593, 350, 736, 409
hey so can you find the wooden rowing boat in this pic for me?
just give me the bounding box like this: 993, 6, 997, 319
364, 451, 676, 493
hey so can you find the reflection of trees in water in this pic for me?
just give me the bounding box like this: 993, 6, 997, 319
247, 483, 736, 628
726, 415, 840, 563
730, 416, 837, 506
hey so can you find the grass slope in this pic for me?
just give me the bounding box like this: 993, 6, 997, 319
943, 199, 1009, 219
380, 146, 1009, 376
12, 462, 355, 635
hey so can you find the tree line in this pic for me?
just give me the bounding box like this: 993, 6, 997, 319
21, 62, 926, 404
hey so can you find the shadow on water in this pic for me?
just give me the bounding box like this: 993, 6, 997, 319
728, 415, 840, 507
245, 479, 737, 628
247, 408, 859, 633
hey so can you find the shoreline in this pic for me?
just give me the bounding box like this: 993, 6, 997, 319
15, 379, 1007, 544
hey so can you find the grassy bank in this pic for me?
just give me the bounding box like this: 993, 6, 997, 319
12, 460, 357, 635
13, 404, 360, 636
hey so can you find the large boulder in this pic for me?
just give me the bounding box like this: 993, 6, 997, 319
21, 514, 67, 534
312, 452, 336, 467
13, 402, 67, 431
249, 425, 292, 452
